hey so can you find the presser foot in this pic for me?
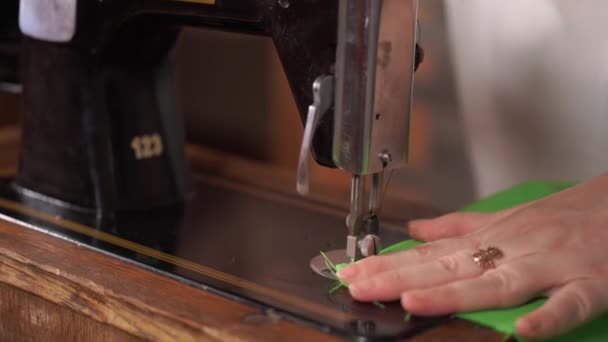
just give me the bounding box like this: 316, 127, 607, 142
309, 249, 351, 279
310, 233, 382, 280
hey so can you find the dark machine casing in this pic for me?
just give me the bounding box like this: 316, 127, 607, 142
14, 0, 338, 213
0, 1, 19, 85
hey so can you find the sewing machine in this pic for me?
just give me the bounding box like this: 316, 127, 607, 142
0, 0, 435, 340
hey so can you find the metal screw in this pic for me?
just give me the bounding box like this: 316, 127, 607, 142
379, 151, 392, 165
349, 320, 376, 335
241, 311, 279, 326
345, 214, 354, 228
278, 0, 291, 8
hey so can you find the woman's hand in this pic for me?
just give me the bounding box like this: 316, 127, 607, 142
337, 173, 608, 340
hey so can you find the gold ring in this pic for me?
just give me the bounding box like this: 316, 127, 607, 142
472, 246, 504, 270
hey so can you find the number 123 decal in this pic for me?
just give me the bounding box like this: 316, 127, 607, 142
131, 134, 164, 160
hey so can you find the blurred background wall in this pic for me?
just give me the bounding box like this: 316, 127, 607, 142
446, 0, 608, 197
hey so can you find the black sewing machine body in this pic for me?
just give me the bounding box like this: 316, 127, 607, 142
0, 1, 19, 88
16, 0, 339, 213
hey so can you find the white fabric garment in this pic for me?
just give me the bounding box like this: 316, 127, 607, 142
445, 0, 608, 197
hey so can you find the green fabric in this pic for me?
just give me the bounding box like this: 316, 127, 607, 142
460, 181, 576, 213
380, 181, 608, 341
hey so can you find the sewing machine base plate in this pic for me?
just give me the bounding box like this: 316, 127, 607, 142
0, 177, 448, 340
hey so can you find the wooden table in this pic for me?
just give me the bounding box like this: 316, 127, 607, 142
0, 126, 506, 341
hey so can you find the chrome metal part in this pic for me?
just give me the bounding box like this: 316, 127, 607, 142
346, 235, 358, 261
362, 212, 380, 236
296, 75, 335, 195
347, 175, 365, 235
333, 0, 419, 175
369, 172, 383, 214
362, 172, 383, 257
379, 151, 393, 167
277, 0, 291, 9
359, 234, 381, 257
0, 82, 22, 94
310, 249, 351, 279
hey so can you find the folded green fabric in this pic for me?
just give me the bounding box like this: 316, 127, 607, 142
380, 181, 608, 341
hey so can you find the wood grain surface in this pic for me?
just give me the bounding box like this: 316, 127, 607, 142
0, 207, 344, 342
0, 282, 138, 342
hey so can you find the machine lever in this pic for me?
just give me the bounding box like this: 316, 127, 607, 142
297, 75, 334, 195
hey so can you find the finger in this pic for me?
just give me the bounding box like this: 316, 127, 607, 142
337, 237, 474, 283
340, 220, 544, 285
348, 250, 483, 302
516, 280, 608, 340
400, 258, 556, 316
409, 209, 518, 242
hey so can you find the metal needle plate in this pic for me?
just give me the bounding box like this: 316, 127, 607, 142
310, 249, 351, 279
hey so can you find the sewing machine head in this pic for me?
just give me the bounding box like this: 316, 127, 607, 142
300, 0, 422, 265
8, 0, 421, 264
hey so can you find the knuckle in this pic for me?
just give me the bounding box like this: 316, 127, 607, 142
589, 258, 608, 275
519, 208, 577, 232
437, 255, 459, 274
513, 210, 555, 233
482, 271, 514, 304
383, 268, 406, 284
514, 219, 541, 234
465, 235, 482, 250
389, 270, 405, 282
361, 256, 384, 273
534, 310, 559, 336
569, 288, 595, 321
412, 244, 434, 258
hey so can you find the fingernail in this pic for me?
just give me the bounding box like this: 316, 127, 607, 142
336, 264, 357, 280
517, 317, 541, 336
350, 280, 372, 296
401, 293, 413, 308
401, 292, 424, 311
407, 220, 426, 233
408, 220, 422, 229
